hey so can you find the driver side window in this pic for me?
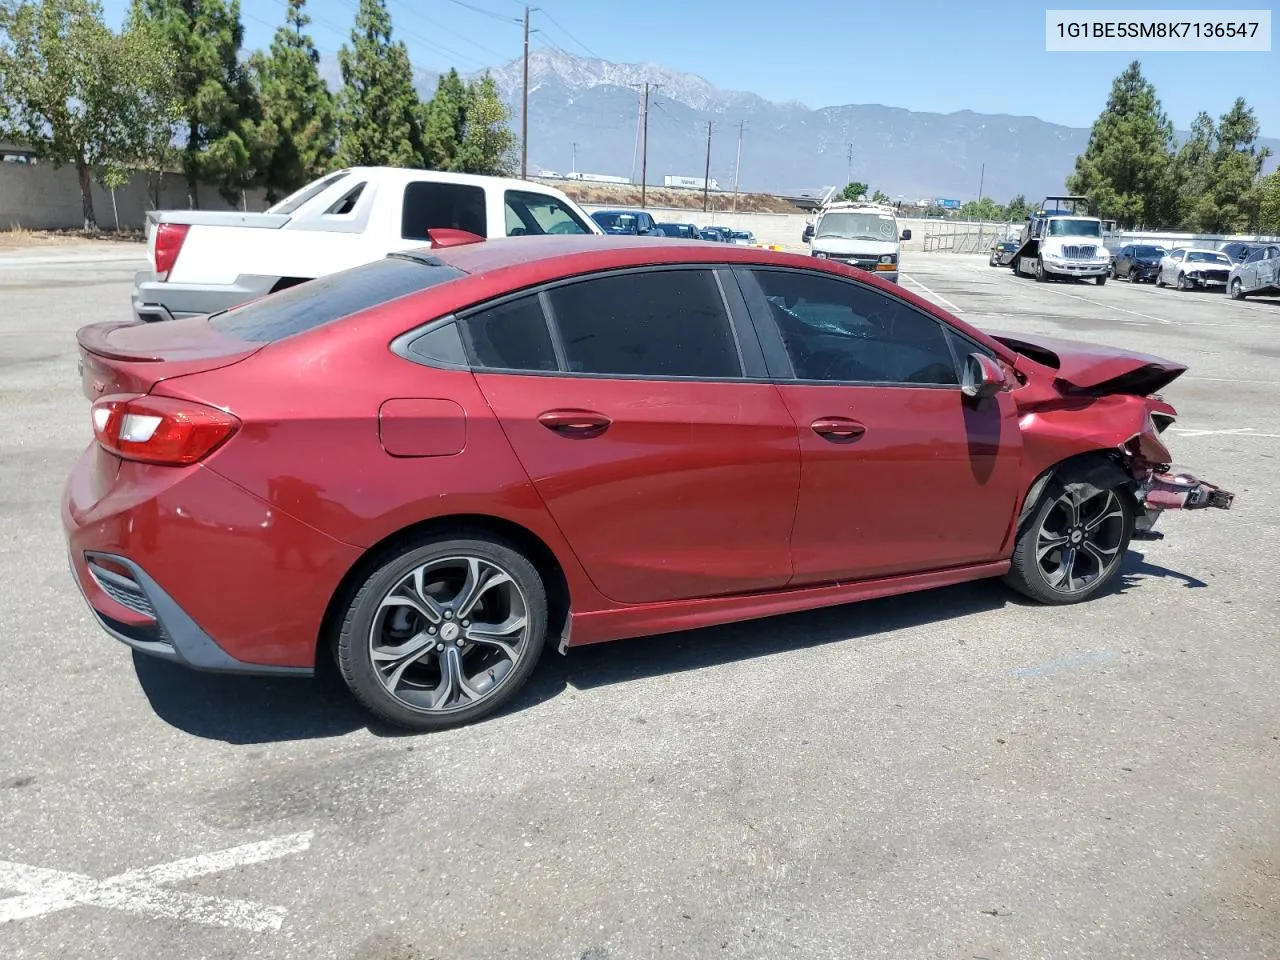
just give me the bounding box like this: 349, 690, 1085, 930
750, 269, 960, 386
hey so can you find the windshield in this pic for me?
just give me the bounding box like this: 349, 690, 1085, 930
592, 212, 639, 233
1134, 245, 1165, 257
1187, 251, 1230, 264
1047, 218, 1102, 238
815, 211, 899, 242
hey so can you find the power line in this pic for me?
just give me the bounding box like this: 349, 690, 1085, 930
443, 0, 523, 25
538, 8, 601, 59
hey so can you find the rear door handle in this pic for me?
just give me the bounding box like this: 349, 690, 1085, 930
810, 417, 866, 442
538, 409, 612, 438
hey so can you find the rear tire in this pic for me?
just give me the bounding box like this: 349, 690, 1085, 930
1004, 473, 1135, 605
336, 534, 549, 731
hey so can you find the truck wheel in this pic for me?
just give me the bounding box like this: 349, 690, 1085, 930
1005, 474, 1135, 605
1034, 258, 1047, 282
1096, 273, 1107, 286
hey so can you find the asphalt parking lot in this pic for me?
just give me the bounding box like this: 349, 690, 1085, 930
2, 245, 1279, 960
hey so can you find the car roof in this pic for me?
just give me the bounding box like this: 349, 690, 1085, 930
428, 235, 792, 276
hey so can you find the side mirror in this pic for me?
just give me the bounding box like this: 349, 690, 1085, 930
900, 229, 912, 241
961, 352, 1007, 400
802, 225, 813, 243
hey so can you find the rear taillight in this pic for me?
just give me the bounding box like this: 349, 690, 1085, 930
153, 222, 189, 280
91, 394, 240, 466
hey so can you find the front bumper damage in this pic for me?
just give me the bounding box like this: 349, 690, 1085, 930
1132, 469, 1235, 538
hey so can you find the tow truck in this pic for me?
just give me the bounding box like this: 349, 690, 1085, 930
1010, 195, 1112, 285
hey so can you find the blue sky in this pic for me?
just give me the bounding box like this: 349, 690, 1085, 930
103, 0, 1277, 135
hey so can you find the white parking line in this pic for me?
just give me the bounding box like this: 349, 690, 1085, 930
901, 274, 965, 314
1169, 427, 1280, 439
0, 831, 313, 932
1030, 284, 1174, 324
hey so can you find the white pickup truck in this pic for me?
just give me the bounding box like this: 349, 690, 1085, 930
133, 167, 604, 322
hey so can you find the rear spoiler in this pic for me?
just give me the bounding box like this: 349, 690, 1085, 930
144, 210, 291, 229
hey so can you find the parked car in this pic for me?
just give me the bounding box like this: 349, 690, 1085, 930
727, 230, 757, 246
64, 234, 1233, 732
1227, 243, 1280, 300
589, 209, 665, 236
705, 225, 734, 242
989, 240, 1019, 267
1110, 244, 1167, 283
656, 222, 703, 240
1218, 240, 1265, 264
1156, 248, 1233, 291
700, 227, 725, 242
132, 167, 602, 323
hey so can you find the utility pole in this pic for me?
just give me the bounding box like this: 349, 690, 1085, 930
520, 5, 530, 179
977, 162, 985, 206
702, 121, 713, 212
638, 81, 656, 208
731, 120, 744, 211
571, 141, 578, 176
847, 142, 853, 186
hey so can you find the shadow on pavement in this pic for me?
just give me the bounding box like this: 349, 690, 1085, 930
134, 550, 1207, 743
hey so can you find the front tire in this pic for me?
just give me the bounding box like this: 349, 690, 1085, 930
1096, 273, 1107, 286
336, 534, 549, 731
1229, 277, 1246, 300
1005, 475, 1134, 605
1176, 272, 1190, 291
1034, 257, 1047, 282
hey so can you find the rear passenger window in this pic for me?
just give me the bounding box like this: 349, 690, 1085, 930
503, 190, 591, 236
460, 295, 559, 372
546, 269, 742, 378
402, 181, 487, 240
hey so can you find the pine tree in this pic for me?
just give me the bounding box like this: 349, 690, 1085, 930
421, 68, 468, 169
334, 0, 422, 168
1066, 61, 1176, 229
251, 0, 335, 202
137, 0, 260, 207
1174, 101, 1272, 233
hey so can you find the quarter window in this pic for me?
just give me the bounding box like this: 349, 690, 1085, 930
750, 269, 960, 385
546, 269, 742, 378
402, 181, 487, 241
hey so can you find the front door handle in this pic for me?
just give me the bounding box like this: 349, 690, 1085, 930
810, 417, 866, 442
538, 409, 612, 439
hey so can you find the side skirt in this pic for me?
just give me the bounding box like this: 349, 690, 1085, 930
565, 560, 1010, 647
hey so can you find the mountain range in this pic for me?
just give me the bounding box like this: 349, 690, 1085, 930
318, 48, 1279, 202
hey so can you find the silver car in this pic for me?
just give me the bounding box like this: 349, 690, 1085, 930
1156, 247, 1233, 291
1228, 243, 1280, 300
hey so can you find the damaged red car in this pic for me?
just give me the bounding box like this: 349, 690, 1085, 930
63, 235, 1233, 731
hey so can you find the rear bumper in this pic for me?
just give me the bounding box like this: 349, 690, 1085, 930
62, 444, 363, 673
132, 270, 278, 323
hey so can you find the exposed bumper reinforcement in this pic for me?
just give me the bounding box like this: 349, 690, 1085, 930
1134, 470, 1234, 537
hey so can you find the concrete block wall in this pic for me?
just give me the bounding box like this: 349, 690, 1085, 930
0, 162, 269, 231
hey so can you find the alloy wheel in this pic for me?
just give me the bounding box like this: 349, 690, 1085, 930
368, 555, 530, 714
1230, 278, 1244, 300
1035, 488, 1126, 595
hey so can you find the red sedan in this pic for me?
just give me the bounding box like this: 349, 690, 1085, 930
63, 234, 1233, 731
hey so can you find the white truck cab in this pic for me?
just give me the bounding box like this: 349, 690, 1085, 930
801, 201, 911, 283
133, 167, 603, 322
1010, 196, 1111, 284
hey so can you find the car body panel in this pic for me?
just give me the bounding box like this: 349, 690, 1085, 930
472, 372, 801, 604
1230, 244, 1280, 295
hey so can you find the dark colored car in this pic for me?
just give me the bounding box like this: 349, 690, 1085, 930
989, 240, 1019, 267
705, 225, 733, 241
1111, 244, 1167, 282
589, 209, 664, 236
656, 222, 703, 240
64, 234, 1233, 732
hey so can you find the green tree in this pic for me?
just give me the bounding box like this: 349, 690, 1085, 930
421, 68, 467, 169
334, 0, 422, 168
137, 0, 261, 207
451, 74, 516, 176
870, 188, 890, 204
839, 181, 868, 202
1175, 100, 1272, 233
0, 0, 177, 231
1006, 194, 1030, 221
1257, 170, 1280, 234
250, 0, 335, 202
1066, 60, 1176, 229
